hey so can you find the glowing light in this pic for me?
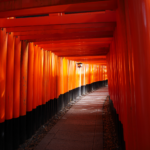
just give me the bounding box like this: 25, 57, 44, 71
77, 62, 82, 68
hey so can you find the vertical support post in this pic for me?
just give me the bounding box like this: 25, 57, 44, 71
33, 45, 38, 131
36, 46, 40, 129
27, 42, 34, 138
13, 36, 21, 149
5, 32, 14, 150
47, 51, 50, 119
38, 48, 42, 126
20, 40, 28, 144
124, 0, 150, 149
49, 51, 52, 117
42, 50, 47, 123
51, 53, 55, 115
0, 28, 7, 150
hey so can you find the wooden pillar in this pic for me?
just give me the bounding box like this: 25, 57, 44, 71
0, 28, 7, 150
33, 45, 38, 131
13, 36, 21, 149
42, 50, 47, 123
5, 32, 14, 150
124, 0, 150, 149
47, 51, 50, 119
27, 42, 34, 138
20, 40, 28, 144
38, 48, 43, 126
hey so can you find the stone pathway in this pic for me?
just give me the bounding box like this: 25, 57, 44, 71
35, 87, 109, 150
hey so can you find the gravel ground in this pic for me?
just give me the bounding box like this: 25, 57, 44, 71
103, 96, 120, 150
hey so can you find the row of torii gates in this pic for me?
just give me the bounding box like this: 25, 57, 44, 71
0, 0, 150, 150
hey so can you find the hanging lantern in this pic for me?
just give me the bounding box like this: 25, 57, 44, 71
77, 62, 83, 68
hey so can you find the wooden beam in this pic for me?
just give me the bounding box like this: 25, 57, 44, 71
40, 44, 110, 51
0, 0, 117, 12
34, 38, 113, 45
38, 43, 110, 49
6, 22, 116, 32
66, 56, 107, 59
0, 11, 116, 28
57, 52, 109, 57
13, 26, 115, 36
20, 31, 113, 41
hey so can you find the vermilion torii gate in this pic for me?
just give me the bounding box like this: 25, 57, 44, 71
0, 0, 150, 150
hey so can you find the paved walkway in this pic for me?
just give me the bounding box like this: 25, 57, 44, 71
35, 87, 109, 150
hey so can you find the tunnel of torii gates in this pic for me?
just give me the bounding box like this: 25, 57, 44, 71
0, 0, 150, 150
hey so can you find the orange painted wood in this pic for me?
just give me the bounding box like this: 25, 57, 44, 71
13, 27, 115, 36
13, 36, 21, 118
49, 51, 52, 99
0, 1, 117, 18
20, 40, 28, 116
33, 45, 38, 109
20, 31, 113, 41
42, 50, 47, 104
6, 23, 116, 33
0, 11, 116, 28
27, 42, 34, 112
36, 47, 40, 106
124, 0, 150, 149
47, 51, 50, 101
0, 0, 117, 12
54, 55, 56, 98
39, 48, 43, 106
40, 49, 44, 105
0, 28, 7, 123
5, 32, 14, 120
